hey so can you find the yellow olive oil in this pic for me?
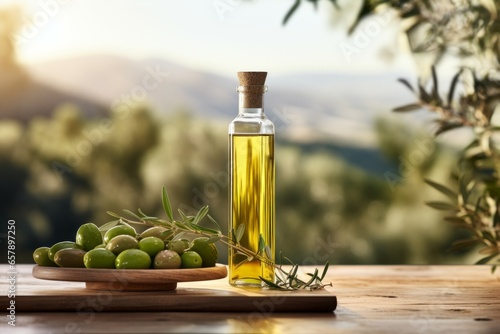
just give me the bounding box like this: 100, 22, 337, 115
229, 134, 275, 286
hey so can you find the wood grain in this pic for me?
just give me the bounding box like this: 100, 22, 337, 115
6, 265, 336, 313
32, 264, 227, 291
84, 281, 177, 291
1, 265, 498, 334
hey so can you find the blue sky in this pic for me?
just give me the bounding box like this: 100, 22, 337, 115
3, 0, 417, 77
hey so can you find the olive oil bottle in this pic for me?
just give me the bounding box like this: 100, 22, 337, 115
229, 72, 275, 286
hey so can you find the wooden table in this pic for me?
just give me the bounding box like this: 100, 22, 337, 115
1, 265, 499, 333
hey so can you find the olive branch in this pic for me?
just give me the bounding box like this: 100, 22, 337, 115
393, 67, 500, 272
104, 186, 332, 291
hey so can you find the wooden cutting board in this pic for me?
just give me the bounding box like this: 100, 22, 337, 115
7, 265, 337, 313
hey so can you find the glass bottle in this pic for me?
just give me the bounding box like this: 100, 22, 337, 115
228, 71, 275, 287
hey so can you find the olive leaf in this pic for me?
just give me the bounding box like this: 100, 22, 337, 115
320, 261, 330, 281
258, 234, 265, 254
476, 253, 499, 265
436, 123, 463, 136
425, 201, 458, 211
206, 235, 221, 244
397, 78, 415, 93
188, 223, 219, 235
430, 66, 442, 104
264, 245, 272, 260
106, 211, 121, 219
235, 224, 245, 244
192, 205, 209, 225
98, 219, 119, 232
230, 228, 237, 244
393, 104, 422, 112
448, 239, 481, 252
207, 214, 221, 231
178, 209, 189, 224
162, 186, 174, 222
424, 179, 458, 200
447, 69, 462, 106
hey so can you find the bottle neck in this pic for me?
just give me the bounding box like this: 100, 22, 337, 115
237, 85, 267, 116
238, 107, 264, 117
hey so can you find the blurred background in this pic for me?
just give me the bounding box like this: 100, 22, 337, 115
0, 0, 478, 264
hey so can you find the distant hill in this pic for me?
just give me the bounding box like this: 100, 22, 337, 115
1, 54, 431, 175
0, 62, 106, 122
25, 54, 418, 147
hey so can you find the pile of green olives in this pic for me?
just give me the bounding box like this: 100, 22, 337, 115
33, 223, 218, 270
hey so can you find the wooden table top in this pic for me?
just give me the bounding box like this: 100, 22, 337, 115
1, 264, 499, 333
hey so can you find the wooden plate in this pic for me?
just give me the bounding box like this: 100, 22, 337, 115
32, 264, 227, 291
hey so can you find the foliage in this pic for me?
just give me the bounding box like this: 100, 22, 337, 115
0, 108, 467, 265
395, 67, 500, 270
284, 0, 500, 269
283, 0, 339, 25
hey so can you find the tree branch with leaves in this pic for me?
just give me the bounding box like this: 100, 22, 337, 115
284, 0, 500, 270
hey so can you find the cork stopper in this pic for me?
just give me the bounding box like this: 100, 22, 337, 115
237, 71, 267, 108
237, 71, 267, 86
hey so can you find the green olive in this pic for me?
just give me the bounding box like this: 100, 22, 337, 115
154, 250, 181, 269
53, 248, 87, 268
138, 237, 165, 257
105, 234, 139, 255
139, 226, 173, 242
188, 237, 218, 267
168, 239, 190, 255
84, 249, 116, 269
33, 247, 58, 267
76, 223, 103, 251
48, 241, 83, 262
181, 251, 203, 268
103, 225, 136, 244
115, 249, 151, 269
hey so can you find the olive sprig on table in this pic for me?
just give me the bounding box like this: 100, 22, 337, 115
106, 186, 332, 291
